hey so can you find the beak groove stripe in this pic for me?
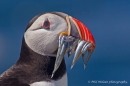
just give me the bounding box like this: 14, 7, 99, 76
80, 22, 88, 41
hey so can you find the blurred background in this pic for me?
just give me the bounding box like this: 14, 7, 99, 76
0, 0, 130, 86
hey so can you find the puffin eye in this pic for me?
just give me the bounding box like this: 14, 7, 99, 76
42, 18, 50, 29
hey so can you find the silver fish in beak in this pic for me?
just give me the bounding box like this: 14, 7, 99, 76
51, 14, 96, 78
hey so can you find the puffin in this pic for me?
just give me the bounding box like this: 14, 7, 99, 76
0, 12, 96, 86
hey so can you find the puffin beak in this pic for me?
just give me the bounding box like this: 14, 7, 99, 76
51, 16, 95, 78
70, 17, 95, 69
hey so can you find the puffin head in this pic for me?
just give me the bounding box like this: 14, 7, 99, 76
24, 12, 96, 78
24, 12, 68, 56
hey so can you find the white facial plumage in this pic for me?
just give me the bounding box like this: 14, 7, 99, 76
24, 13, 68, 56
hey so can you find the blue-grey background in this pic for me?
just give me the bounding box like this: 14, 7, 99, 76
0, 0, 130, 86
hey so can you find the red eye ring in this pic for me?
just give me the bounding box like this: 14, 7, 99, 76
42, 18, 50, 29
